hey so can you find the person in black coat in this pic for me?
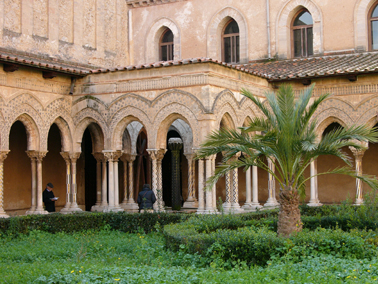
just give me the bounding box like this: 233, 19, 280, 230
43, 182, 57, 212
137, 184, 156, 212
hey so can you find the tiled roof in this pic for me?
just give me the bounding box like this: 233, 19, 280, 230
0, 49, 94, 76
243, 52, 378, 81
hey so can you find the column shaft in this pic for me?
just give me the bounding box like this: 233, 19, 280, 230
242, 167, 252, 209
197, 159, 205, 213
251, 165, 261, 208
308, 159, 321, 206
0, 151, 10, 218
265, 158, 279, 207
205, 157, 213, 212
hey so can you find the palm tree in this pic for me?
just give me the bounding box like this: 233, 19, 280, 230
196, 84, 378, 237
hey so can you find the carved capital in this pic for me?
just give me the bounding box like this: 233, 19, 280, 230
102, 150, 122, 162
60, 152, 71, 164
0, 151, 10, 163
168, 138, 183, 152
26, 150, 38, 160
184, 153, 195, 161
349, 147, 366, 161
125, 153, 137, 163
205, 154, 216, 161
147, 148, 167, 161
92, 152, 105, 163
35, 151, 48, 162
69, 152, 81, 163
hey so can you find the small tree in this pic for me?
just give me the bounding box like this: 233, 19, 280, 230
197, 84, 378, 237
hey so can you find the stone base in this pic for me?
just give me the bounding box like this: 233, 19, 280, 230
354, 199, 364, 206
0, 211, 9, 218
91, 204, 106, 212
66, 206, 83, 213
264, 198, 279, 208
307, 201, 322, 207
120, 202, 139, 212
30, 208, 49, 215
242, 203, 263, 211
182, 200, 198, 208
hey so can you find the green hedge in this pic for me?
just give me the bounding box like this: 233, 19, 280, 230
0, 212, 190, 235
163, 216, 378, 265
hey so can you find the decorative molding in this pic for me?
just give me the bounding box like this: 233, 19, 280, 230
126, 0, 187, 8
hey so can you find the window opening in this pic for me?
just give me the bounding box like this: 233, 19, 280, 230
160, 29, 174, 61
222, 20, 240, 63
293, 10, 313, 57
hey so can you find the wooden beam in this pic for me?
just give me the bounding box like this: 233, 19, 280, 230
42, 71, 58, 79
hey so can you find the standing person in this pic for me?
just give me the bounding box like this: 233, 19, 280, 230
137, 184, 156, 213
43, 183, 57, 212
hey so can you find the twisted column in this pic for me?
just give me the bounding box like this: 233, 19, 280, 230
230, 153, 241, 212
183, 153, 198, 208
265, 157, 279, 207
26, 151, 37, 214
222, 170, 232, 211
350, 147, 366, 205
34, 151, 48, 214
69, 152, 82, 212
0, 151, 10, 218
60, 152, 72, 213
308, 159, 322, 207
196, 158, 205, 213
147, 149, 166, 212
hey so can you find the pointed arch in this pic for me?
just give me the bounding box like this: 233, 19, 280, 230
10, 114, 40, 151
207, 7, 248, 63
50, 117, 73, 152
145, 17, 181, 63
354, 0, 378, 51
315, 116, 348, 138
276, 0, 323, 58
74, 117, 106, 153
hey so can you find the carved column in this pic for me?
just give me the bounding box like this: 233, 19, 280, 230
265, 157, 279, 207
308, 159, 322, 207
350, 147, 366, 205
100, 154, 108, 210
147, 149, 166, 212
34, 151, 48, 214
205, 155, 214, 213
183, 153, 198, 208
60, 152, 72, 213
112, 151, 123, 212
90, 153, 103, 212
242, 166, 252, 209
122, 154, 138, 211
26, 151, 37, 214
251, 165, 262, 209
169, 138, 183, 211
223, 170, 232, 210
196, 158, 206, 213
230, 153, 241, 212
0, 151, 10, 218
69, 152, 82, 212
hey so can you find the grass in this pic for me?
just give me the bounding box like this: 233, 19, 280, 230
1, 229, 378, 283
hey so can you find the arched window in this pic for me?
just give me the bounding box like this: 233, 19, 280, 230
222, 20, 239, 63
292, 10, 313, 57
369, 4, 378, 50
160, 29, 174, 61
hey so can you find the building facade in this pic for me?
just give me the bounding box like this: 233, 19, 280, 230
1, 0, 378, 216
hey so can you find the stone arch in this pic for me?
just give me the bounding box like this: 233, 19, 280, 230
207, 7, 249, 63
50, 117, 73, 152
169, 119, 193, 154
10, 113, 40, 151
125, 121, 145, 154
74, 117, 106, 153
145, 17, 181, 63
354, 0, 377, 51
216, 103, 239, 130
153, 105, 198, 150
276, 0, 323, 58
219, 112, 236, 130
315, 116, 348, 138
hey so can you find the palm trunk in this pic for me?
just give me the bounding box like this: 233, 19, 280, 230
277, 189, 302, 237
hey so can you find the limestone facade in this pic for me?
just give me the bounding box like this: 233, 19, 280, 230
1, 0, 378, 216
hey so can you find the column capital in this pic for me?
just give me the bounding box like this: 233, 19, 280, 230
26, 150, 38, 160
147, 148, 166, 161
349, 147, 366, 160
0, 151, 10, 162
69, 152, 81, 163
124, 153, 137, 163
60, 151, 71, 163
205, 154, 216, 160
184, 153, 195, 161
35, 151, 48, 162
102, 150, 123, 162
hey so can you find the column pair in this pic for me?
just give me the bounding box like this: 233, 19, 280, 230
91, 153, 108, 212
25, 151, 49, 215
120, 154, 139, 211
242, 165, 262, 210
147, 149, 166, 212
264, 157, 279, 207
307, 159, 322, 206
350, 146, 366, 205
103, 151, 123, 212
59, 152, 82, 213
222, 153, 242, 212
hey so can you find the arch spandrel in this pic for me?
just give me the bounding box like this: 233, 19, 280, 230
212, 89, 240, 113
276, 0, 323, 58
207, 7, 248, 63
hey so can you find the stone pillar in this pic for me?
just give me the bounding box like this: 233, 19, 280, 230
147, 149, 166, 212
112, 151, 123, 212
91, 153, 104, 212
308, 159, 322, 207
60, 152, 72, 213
34, 151, 48, 214
205, 156, 213, 213
69, 152, 82, 212
121, 154, 138, 211
0, 151, 10, 218
103, 151, 116, 211
242, 167, 252, 209
230, 153, 241, 212
196, 158, 206, 213
222, 170, 232, 211
101, 154, 108, 209
350, 147, 366, 205
168, 138, 183, 211
211, 155, 217, 211
26, 151, 37, 214
183, 153, 198, 208
265, 157, 279, 207
251, 165, 262, 209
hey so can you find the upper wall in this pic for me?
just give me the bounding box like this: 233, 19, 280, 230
0, 0, 129, 68
129, 0, 360, 64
